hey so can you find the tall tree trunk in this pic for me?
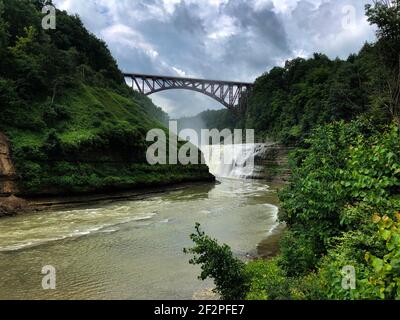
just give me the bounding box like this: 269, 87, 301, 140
393, 54, 400, 126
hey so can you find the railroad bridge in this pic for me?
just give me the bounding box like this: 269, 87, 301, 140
123, 73, 253, 112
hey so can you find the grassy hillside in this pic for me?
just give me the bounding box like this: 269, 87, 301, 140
4, 83, 211, 195
0, 0, 213, 196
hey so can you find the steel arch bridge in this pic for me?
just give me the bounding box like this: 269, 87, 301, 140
123, 73, 253, 112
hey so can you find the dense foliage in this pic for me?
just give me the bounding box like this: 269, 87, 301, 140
0, 0, 209, 195
277, 120, 400, 299
366, 0, 400, 123
245, 48, 390, 144
184, 223, 249, 300
186, 1, 400, 300
187, 121, 400, 300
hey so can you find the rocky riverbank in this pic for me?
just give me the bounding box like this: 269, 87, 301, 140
247, 142, 293, 183
0, 195, 30, 217
0, 181, 218, 218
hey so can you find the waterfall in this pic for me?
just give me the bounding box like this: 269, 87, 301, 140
201, 144, 268, 179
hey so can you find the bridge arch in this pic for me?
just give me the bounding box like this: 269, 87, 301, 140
123, 73, 253, 112
148, 86, 229, 109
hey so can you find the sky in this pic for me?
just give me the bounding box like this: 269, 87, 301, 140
53, 0, 377, 118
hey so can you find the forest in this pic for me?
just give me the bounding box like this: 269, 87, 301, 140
0, 0, 211, 195
185, 0, 400, 300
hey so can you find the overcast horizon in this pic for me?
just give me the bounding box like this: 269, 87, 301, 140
54, 0, 377, 118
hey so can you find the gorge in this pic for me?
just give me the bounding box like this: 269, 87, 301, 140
1, 0, 399, 301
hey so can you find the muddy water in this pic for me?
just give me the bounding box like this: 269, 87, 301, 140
0, 178, 281, 300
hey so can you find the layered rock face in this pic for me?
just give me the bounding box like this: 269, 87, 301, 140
0, 132, 18, 196
0, 133, 27, 216
203, 142, 292, 182
249, 143, 292, 182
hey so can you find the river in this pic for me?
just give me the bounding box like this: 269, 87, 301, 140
0, 177, 280, 300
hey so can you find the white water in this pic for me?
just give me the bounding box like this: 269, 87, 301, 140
0, 179, 280, 300
202, 143, 267, 179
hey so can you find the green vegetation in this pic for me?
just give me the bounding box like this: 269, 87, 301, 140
184, 223, 249, 300
185, 43, 389, 144
185, 45, 387, 144
244, 51, 378, 144
187, 121, 400, 300
0, 0, 211, 195
277, 120, 400, 299
185, 1, 400, 300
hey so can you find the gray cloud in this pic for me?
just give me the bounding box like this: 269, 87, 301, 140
54, 0, 376, 118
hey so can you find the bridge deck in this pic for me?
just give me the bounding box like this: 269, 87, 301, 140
123, 73, 253, 86
123, 72, 254, 112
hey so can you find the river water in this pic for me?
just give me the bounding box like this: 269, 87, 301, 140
0, 178, 280, 300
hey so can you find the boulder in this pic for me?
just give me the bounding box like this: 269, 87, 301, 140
0, 195, 29, 217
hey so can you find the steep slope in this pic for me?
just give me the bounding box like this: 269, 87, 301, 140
0, 0, 213, 196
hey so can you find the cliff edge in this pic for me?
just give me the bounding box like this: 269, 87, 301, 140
0, 132, 18, 195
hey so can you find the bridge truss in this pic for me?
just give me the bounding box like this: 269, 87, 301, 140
123, 73, 253, 112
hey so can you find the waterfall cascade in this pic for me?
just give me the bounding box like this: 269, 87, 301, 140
201, 143, 269, 179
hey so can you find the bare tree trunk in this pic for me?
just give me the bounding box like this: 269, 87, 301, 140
50, 80, 58, 108
393, 54, 400, 126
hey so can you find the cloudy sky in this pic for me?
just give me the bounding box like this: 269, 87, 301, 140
53, 0, 376, 118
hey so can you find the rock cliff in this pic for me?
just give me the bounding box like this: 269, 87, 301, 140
249, 143, 292, 182
0, 132, 18, 195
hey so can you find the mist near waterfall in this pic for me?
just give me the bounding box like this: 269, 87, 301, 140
175, 115, 207, 147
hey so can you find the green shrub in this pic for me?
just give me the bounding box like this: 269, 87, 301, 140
279, 121, 400, 299
244, 258, 326, 300
184, 223, 249, 300
278, 228, 320, 277
314, 214, 400, 300
363, 214, 400, 299
244, 259, 289, 300
289, 272, 326, 300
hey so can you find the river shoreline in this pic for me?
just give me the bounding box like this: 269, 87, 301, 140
1, 178, 285, 263
1, 178, 286, 260
0, 177, 284, 299
0, 180, 218, 218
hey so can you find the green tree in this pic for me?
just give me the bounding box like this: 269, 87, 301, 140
364, 214, 400, 299
0, 0, 7, 46
328, 61, 369, 121
184, 223, 249, 300
0, 0, 9, 71
244, 53, 374, 144
366, 0, 400, 123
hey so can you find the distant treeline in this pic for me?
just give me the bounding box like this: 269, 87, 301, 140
189, 27, 398, 145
